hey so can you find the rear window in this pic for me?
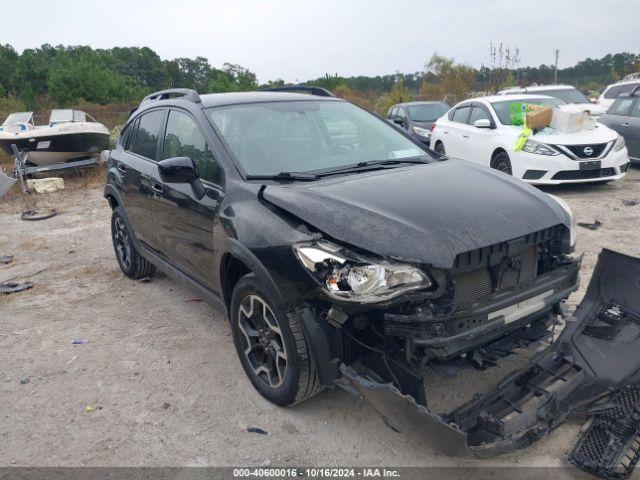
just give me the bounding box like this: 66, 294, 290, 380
407, 103, 448, 122
132, 110, 165, 160
490, 98, 565, 125
604, 83, 640, 99
532, 88, 589, 104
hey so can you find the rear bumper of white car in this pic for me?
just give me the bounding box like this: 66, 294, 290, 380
512, 147, 630, 185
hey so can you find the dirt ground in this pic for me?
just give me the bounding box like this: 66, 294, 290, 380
1, 165, 640, 468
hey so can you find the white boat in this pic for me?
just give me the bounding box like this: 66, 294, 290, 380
0, 110, 110, 166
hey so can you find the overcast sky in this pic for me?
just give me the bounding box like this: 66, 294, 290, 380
4, 0, 639, 83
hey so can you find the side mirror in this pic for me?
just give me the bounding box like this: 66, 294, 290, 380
393, 117, 404, 125
590, 98, 597, 103
474, 119, 491, 129
158, 157, 205, 199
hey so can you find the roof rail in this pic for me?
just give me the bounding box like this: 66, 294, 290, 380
260, 86, 336, 97
140, 88, 201, 107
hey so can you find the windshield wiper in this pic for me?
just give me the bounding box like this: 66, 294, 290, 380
246, 171, 320, 182
314, 158, 430, 177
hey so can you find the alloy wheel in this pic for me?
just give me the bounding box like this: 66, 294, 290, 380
237, 294, 288, 389
113, 217, 132, 270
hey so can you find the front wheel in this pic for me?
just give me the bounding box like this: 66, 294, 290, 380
230, 273, 323, 406
434, 141, 445, 156
491, 151, 513, 175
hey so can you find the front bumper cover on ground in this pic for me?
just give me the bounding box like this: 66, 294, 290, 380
342, 248, 640, 462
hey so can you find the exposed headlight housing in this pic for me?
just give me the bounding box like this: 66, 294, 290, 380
548, 194, 576, 249
412, 126, 431, 138
614, 133, 626, 152
293, 241, 434, 303
522, 140, 559, 156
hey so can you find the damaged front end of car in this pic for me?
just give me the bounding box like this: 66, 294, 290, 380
339, 248, 640, 476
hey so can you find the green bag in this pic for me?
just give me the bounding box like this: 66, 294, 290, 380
509, 102, 530, 126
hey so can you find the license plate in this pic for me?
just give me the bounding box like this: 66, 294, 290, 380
580, 160, 601, 170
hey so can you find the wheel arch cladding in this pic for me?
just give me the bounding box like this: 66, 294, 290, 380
221, 253, 251, 309
491, 147, 508, 162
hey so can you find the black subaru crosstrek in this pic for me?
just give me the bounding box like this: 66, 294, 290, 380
105, 87, 580, 408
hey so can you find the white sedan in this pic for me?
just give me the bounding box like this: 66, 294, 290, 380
430, 94, 630, 185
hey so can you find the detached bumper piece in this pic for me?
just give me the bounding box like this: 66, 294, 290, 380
343, 249, 640, 477
568, 386, 640, 480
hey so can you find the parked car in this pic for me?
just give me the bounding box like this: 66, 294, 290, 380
105, 87, 580, 411
598, 86, 640, 164
430, 94, 630, 184
498, 85, 607, 116
597, 74, 640, 110
386, 101, 449, 146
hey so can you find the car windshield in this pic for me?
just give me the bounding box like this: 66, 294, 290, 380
407, 103, 449, 122
533, 88, 590, 104
491, 98, 565, 125
2, 112, 33, 126
207, 100, 429, 176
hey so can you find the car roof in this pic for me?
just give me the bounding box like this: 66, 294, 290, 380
199, 91, 343, 108
460, 94, 555, 104
394, 101, 446, 107
500, 84, 575, 93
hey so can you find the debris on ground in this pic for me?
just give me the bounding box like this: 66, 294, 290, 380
85, 406, 94, 413
568, 385, 640, 479
247, 427, 268, 435
1, 255, 13, 265
622, 199, 639, 207
0, 281, 34, 294
163, 402, 171, 409
184, 297, 202, 303
139, 276, 151, 283
578, 220, 602, 230
19, 377, 29, 385
72, 339, 88, 345
21, 208, 58, 221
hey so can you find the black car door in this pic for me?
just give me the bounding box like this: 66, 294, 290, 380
110, 109, 167, 249
154, 108, 223, 291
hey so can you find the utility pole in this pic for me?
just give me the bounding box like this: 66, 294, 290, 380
553, 49, 560, 84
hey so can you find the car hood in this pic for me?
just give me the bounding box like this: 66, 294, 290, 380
508, 123, 617, 145
262, 159, 569, 268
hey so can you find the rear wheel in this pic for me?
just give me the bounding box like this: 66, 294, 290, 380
434, 141, 445, 155
230, 273, 323, 406
491, 151, 513, 175
111, 208, 155, 279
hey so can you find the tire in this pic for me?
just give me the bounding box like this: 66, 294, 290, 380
111, 208, 156, 279
491, 151, 513, 175
230, 273, 323, 406
434, 141, 445, 155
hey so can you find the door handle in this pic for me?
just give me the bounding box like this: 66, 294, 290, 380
444, 130, 449, 135
117, 164, 127, 173
150, 183, 164, 194
621, 123, 630, 127
462, 134, 470, 138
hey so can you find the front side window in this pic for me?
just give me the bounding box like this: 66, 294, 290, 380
132, 110, 165, 160
490, 98, 565, 125
207, 100, 427, 176
451, 106, 471, 123
407, 103, 449, 122
469, 106, 490, 124
163, 110, 220, 184
630, 100, 640, 119
608, 98, 634, 116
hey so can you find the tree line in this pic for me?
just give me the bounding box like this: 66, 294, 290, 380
0, 43, 638, 116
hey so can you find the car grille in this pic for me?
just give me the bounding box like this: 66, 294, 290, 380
552, 168, 615, 180
561, 143, 608, 159
453, 245, 538, 307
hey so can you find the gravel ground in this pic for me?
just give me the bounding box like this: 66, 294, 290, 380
1, 166, 639, 468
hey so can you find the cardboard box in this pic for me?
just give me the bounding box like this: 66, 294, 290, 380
525, 105, 553, 130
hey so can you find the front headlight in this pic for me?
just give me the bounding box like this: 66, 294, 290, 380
614, 134, 626, 152
293, 241, 434, 303
412, 126, 431, 138
522, 140, 559, 156
548, 194, 576, 249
